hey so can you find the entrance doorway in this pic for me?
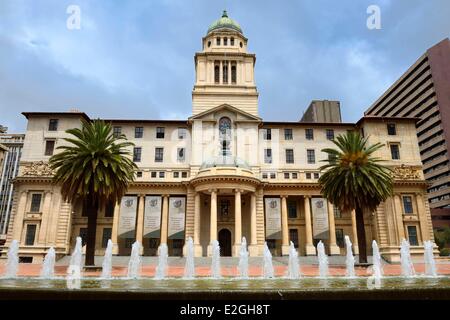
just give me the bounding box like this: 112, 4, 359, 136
218, 229, 232, 256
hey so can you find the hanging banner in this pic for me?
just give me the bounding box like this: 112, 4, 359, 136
168, 197, 186, 240
311, 198, 329, 240
118, 196, 137, 238
143, 196, 162, 238
264, 198, 282, 239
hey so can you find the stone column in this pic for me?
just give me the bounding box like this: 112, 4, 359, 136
111, 202, 120, 254
248, 192, 258, 256
394, 194, 406, 243
12, 190, 28, 243
233, 189, 242, 256
415, 192, 430, 243
327, 201, 340, 255
219, 61, 223, 84
350, 209, 359, 255
136, 194, 145, 254
304, 196, 316, 255
38, 191, 53, 245
281, 196, 290, 255
193, 192, 202, 256
207, 189, 217, 256
228, 61, 231, 84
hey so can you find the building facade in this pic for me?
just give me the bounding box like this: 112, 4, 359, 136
365, 39, 450, 230
300, 100, 342, 123
2, 11, 435, 263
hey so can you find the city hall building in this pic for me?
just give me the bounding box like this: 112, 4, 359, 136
2, 12, 435, 263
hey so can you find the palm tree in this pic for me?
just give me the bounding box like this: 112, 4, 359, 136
49, 120, 137, 266
319, 131, 393, 263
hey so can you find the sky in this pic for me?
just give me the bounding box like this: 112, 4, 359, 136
0, 0, 449, 133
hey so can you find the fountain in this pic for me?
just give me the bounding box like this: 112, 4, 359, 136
154, 243, 169, 280
238, 237, 249, 279
4, 240, 19, 278
423, 240, 437, 277
262, 242, 274, 278
400, 239, 415, 277
345, 235, 356, 278
68, 237, 83, 270
40, 247, 56, 279
317, 241, 329, 278
372, 240, 383, 279
183, 237, 195, 279
127, 241, 142, 279
287, 241, 300, 279
211, 240, 221, 279
100, 240, 113, 279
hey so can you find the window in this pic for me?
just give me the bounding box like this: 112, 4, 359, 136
155, 147, 164, 162
102, 228, 112, 248
214, 65, 220, 83
178, 128, 187, 139
390, 144, 400, 160
113, 126, 122, 138
48, 119, 58, 131
270, 173, 276, 179
289, 229, 299, 248
305, 128, 314, 140
149, 238, 159, 249
177, 148, 185, 162
151, 171, 157, 178
306, 172, 312, 179
334, 206, 341, 218
263, 128, 271, 140
286, 149, 294, 164
125, 238, 133, 248
403, 196, 414, 214
407, 226, 418, 246
79, 228, 88, 246
284, 129, 293, 140
220, 200, 230, 217
262, 173, 268, 179
207, 41, 211, 48
216, 37, 220, 45
288, 201, 297, 218
45, 140, 55, 156
173, 172, 179, 178
307, 149, 315, 164
284, 172, 290, 179
30, 194, 42, 212
336, 229, 344, 248
267, 239, 276, 249
240, 42, 243, 48
292, 172, 298, 179
181, 172, 188, 178
136, 171, 142, 178
231, 65, 237, 83
264, 149, 272, 164
230, 37, 234, 46
387, 123, 397, 135
223, 62, 228, 83
135, 127, 144, 138
25, 224, 37, 245
314, 172, 319, 179
326, 129, 334, 140
156, 127, 165, 139
133, 147, 142, 162
159, 171, 165, 178
224, 37, 228, 45
105, 201, 114, 217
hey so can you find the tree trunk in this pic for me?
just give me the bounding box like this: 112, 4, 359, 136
85, 196, 99, 266
355, 205, 368, 264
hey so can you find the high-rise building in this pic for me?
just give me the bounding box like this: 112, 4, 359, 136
365, 38, 450, 230
300, 100, 342, 123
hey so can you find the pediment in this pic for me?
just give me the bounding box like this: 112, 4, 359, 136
189, 104, 261, 122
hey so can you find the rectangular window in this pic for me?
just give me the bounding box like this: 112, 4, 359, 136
407, 226, 418, 246
264, 149, 272, 164
289, 229, 299, 248
285, 149, 294, 164
135, 127, 144, 138
284, 172, 290, 179
230, 37, 235, 46
223, 63, 228, 83
181, 172, 187, 178
326, 129, 334, 140
314, 172, 320, 179
151, 171, 157, 178
270, 173, 276, 179
387, 123, 397, 135
156, 127, 165, 139
113, 126, 122, 138
159, 171, 165, 178
262, 173, 268, 179
173, 172, 179, 178
155, 147, 164, 162
44, 140, 55, 156
178, 128, 187, 139
224, 37, 228, 46
105, 201, 114, 217
79, 228, 88, 246
336, 229, 344, 248
25, 224, 37, 245
306, 172, 312, 179
334, 206, 341, 218
263, 128, 271, 140
102, 228, 112, 248
284, 129, 293, 140
288, 201, 297, 218
216, 37, 220, 45
136, 171, 142, 178
292, 172, 298, 179
231, 65, 237, 84
30, 194, 42, 212
403, 196, 414, 214
133, 147, 142, 162
48, 119, 58, 131
177, 148, 185, 162
390, 144, 400, 160
307, 149, 315, 164
305, 128, 314, 140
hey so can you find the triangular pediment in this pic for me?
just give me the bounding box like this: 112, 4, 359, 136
189, 104, 261, 122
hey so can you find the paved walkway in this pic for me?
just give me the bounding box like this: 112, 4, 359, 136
1, 256, 450, 278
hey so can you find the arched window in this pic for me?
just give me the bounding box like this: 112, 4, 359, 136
219, 117, 232, 156
231, 65, 237, 84
214, 65, 220, 83
224, 37, 228, 46
230, 37, 235, 46
223, 62, 228, 83
208, 41, 211, 48
216, 37, 221, 45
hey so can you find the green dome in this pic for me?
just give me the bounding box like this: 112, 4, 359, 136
207, 10, 243, 34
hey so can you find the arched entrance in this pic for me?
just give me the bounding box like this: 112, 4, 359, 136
218, 229, 232, 256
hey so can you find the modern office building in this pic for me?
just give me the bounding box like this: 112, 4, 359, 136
2, 11, 434, 263
365, 38, 450, 230
300, 100, 342, 123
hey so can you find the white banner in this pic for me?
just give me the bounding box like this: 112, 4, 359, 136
311, 198, 329, 240
264, 198, 282, 239
118, 196, 137, 238
143, 196, 162, 238
168, 197, 186, 240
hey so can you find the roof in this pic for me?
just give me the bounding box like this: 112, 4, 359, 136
22, 112, 90, 121
207, 10, 243, 35
356, 116, 420, 126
